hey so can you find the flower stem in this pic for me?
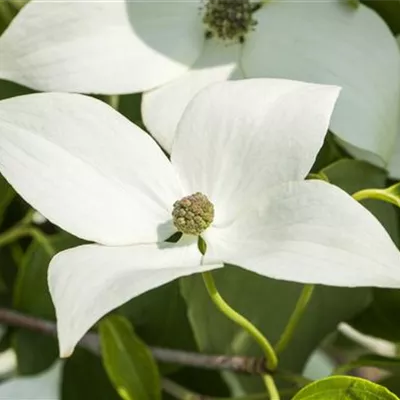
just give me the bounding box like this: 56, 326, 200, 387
201, 271, 278, 371
262, 375, 280, 400
275, 284, 314, 354
0, 225, 31, 248
0, 225, 55, 257
161, 379, 200, 400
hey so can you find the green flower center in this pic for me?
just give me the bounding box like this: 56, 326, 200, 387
172, 192, 214, 235
203, 0, 260, 42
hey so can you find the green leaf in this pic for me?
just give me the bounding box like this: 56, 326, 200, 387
14, 232, 82, 317
0, 79, 34, 101
335, 354, 400, 375
181, 268, 370, 392
0, 246, 18, 309
118, 94, 143, 127
379, 376, 400, 397
350, 288, 400, 342
164, 368, 230, 399
62, 348, 120, 400
99, 315, 161, 400
12, 232, 82, 375
311, 133, 346, 172
0, 175, 15, 227
321, 159, 399, 244
119, 280, 196, 351
292, 376, 399, 399
362, 0, 400, 34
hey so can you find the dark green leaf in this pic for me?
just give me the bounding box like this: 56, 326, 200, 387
12, 232, 82, 374
99, 315, 161, 400
163, 368, 230, 400
62, 348, 120, 400
311, 133, 346, 172
0, 79, 34, 101
292, 376, 399, 399
118, 94, 143, 127
14, 232, 82, 317
119, 280, 196, 351
181, 268, 370, 392
0, 175, 15, 227
362, 0, 400, 34
0, 247, 18, 308
13, 331, 58, 376
379, 376, 400, 397
350, 288, 400, 342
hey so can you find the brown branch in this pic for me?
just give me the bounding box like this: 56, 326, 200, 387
0, 308, 268, 375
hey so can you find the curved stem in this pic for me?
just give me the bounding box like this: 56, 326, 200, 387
0, 225, 55, 257
275, 285, 314, 354
0, 225, 32, 248
262, 375, 280, 400
201, 271, 278, 371
352, 188, 400, 209
162, 379, 202, 400
352, 189, 383, 202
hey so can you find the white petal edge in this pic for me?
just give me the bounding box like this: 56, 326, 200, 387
142, 40, 241, 153
0, 361, 62, 400
388, 35, 400, 179
0, 93, 182, 245
242, 1, 400, 164
204, 180, 400, 288
0, 0, 204, 93
49, 240, 222, 357
172, 79, 340, 225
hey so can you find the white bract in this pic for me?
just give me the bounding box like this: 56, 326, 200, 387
0, 0, 399, 166
0, 79, 400, 358
0, 362, 61, 399
387, 35, 400, 179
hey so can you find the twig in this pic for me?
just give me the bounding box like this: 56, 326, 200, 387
0, 307, 310, 388
0, 308, 268, 375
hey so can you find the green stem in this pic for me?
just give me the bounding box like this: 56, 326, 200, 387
262, 375, 280, 400
352, 188, 398, 205
29, 228, 55, 257
275, 285, 314, 354
0, 225, 55, 257
108, 95, 120, 110
275, 370, 312, 387
201, 272, 278, 371
161, 379, 200, 400
0, 225, 31, 248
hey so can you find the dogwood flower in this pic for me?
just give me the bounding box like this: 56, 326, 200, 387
0, 362, 61, 399
387, 35, 400, 179
0, 0, 399, 166
0, 79, 400, 358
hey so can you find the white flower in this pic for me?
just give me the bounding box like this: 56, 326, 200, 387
387, 35, 400, 179
0, 0, 399, 166
0, 79, 400, 358
0, 362, 61, 399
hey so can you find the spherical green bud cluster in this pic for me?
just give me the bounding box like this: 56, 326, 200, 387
203, 0, 259, 42
172, 192, 214, 235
